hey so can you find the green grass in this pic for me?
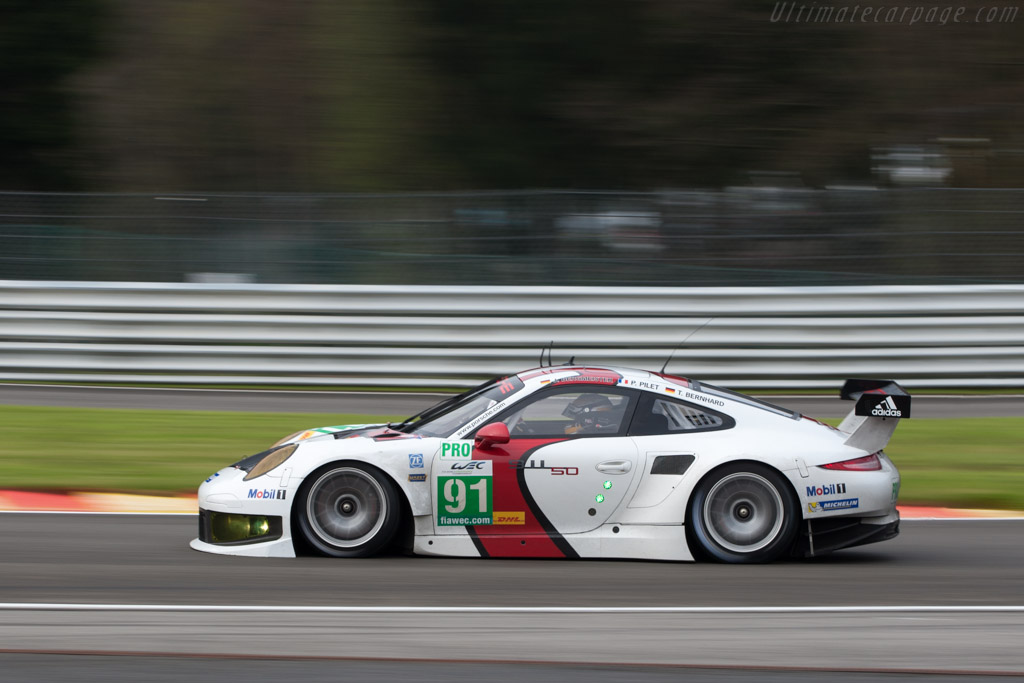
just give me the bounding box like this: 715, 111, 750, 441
1, 405, 1021, 509
0, 406, 400, 493
884, 418, 1024, 510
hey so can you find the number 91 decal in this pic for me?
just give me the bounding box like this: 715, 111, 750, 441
437, 458, 494, 526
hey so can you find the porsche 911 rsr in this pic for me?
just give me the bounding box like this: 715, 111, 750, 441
190, 366, 906, 563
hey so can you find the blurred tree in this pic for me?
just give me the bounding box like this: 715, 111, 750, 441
76, 0, 447, 192
0, 0, 106, 189
420, 0, 860, 188
15, 0, 1024, 191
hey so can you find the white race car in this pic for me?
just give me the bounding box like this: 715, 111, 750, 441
191, 366, 907, 563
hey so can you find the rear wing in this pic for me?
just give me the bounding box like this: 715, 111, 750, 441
837, 379, 911, 452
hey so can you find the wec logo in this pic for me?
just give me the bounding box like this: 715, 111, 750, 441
871, 396, 902, 418
450, 461, 488, 470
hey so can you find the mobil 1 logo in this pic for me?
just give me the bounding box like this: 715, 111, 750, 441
437, 459, 492, 526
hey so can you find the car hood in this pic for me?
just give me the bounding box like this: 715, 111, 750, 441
283, 423, 387, 444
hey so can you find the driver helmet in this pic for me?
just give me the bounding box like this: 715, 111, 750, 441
562, 393, 618, 434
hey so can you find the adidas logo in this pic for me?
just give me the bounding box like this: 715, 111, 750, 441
871, 396, 902, 418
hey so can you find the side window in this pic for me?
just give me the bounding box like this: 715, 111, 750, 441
499, 388, 635, 438
628, 394, 734, 436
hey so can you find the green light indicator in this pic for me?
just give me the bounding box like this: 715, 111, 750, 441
603, 480, 612, 490
595, 494, 605, 503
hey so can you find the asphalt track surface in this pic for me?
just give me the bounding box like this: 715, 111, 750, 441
1, 514, 1022, 680
3, 383, 1024, 418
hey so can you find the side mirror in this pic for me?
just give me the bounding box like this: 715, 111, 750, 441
474, 422, 510, 449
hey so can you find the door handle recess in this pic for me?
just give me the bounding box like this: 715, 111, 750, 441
596, 460, 632, 474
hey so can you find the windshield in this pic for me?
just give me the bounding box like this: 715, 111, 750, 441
397, 375, 525, 438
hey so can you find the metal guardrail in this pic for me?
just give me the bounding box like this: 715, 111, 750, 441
3, 189, 1024, 287
1, 280, 1022, 388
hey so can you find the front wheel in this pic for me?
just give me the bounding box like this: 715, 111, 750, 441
296, 463, 401, 557
688, 463, 798, 563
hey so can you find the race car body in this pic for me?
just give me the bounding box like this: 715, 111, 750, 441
191, 366, 906, 563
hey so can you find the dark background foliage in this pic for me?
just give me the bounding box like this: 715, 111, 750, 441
3, 0, 1023, 192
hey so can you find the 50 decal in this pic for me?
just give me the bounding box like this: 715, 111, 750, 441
509, 459, 579, 475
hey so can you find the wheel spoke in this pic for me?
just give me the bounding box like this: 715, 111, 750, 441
306, 468, 388, 549
702, 472, 784, 554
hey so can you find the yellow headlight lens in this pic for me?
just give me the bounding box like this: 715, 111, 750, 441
243, 443, 299, 481
208, 512, 280, 543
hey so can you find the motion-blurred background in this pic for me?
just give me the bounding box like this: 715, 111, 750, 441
2, 0, 1024, 285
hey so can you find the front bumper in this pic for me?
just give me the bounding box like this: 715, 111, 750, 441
190, 535, 296, 557
190, 466, 298, 557
191, 508, 296, 557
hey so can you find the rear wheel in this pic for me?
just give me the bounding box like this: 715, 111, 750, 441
297, 463, 400, 557
688, 463, 798, 563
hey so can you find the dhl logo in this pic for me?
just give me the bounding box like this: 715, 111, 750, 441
493, 511, 526, 525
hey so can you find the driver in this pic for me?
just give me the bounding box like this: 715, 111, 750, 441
562, 393, 619, 434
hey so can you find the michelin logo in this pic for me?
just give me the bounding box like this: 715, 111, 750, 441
820, 498, 859, 511
871, 396, 902, 418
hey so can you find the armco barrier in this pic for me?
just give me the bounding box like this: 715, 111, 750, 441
1, 281, 1022, 388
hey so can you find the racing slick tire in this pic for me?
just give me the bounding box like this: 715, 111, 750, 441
296, 463, 401, 558
688, 462, 798, 564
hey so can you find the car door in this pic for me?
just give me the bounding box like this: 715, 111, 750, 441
625, 393, 736, 510
443, 386, 640, 546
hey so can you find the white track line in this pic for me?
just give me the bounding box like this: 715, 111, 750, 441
1, 603, 1023, 614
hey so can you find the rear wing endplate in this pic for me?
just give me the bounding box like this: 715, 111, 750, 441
840, 379, 912, 419
838, 379, 911, 452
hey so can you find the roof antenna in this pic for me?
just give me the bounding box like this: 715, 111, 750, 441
660, 317, 715, 374
547, 341, 554, 367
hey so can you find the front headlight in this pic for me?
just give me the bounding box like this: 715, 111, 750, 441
233, 443, 299, 481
